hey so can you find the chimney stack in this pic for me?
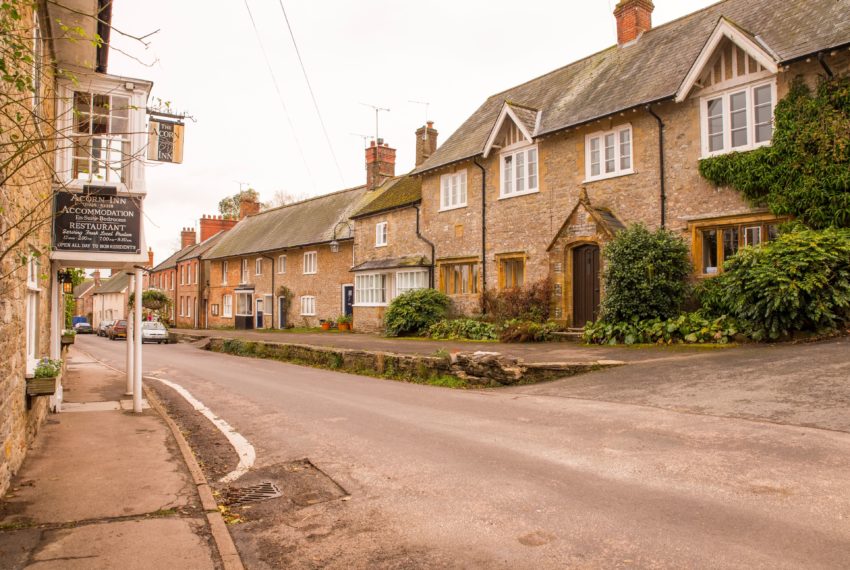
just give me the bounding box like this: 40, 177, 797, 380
199, 214, 239, 242
93, 269, 101, 287
365, 139, 396, 190
415, 122, 438, 167
147, 247, 154, 268
239, 194, 261, 219
180, 227, 197, 249
614, 0, 654, 46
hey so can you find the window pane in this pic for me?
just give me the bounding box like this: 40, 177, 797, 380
503, 155, 513, 194
527, 148, 538, 189
702, 230, 718, 274
441, 177, 449, 208
767, 224, 780, 241
707, 98, 724, 152
604, 133, 615, 173
619, 129, 631, 170
754, 85, 773, 143
459, 172, 467, 204
730, 91, 748, 148
744, 226, 761, 246
590, 137, 600, 177
451, 175, 458, 205
515, 152, 525, 193
723, 227, 739, 261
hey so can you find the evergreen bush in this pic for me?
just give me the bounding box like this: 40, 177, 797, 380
428, 318, 498, 341
600, 224, 691, 322
384, 289, 451, 337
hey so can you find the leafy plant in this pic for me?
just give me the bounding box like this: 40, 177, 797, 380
336, 314, 352, 325
584, 312, 740, 345
34, 358, 62, 379
384, 289, 451, 337
698, 227, 850, 340
499, 319, 561, 343
600, 224, 691, 322
481, 279, 553, 322
700, 76, 850, 229
428, 318, 498, 341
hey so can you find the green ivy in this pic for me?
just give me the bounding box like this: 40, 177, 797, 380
699, 75, 850, 229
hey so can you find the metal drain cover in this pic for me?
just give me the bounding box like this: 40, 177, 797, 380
223, 481, 282, 506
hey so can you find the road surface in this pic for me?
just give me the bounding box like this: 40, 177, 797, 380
76, 335, 850, 569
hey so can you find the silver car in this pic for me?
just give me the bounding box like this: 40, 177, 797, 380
141, 321, 169, 344
97, 320, 114, 337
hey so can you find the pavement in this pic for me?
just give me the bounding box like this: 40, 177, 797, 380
173, 326, 749, 364
0, 346, 241, 570
77, 334, 850, 569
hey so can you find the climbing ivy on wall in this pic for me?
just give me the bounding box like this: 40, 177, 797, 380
699, 75, 850, 229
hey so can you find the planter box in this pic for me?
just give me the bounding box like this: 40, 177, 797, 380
61, 335, 75, 345
27, 376, 57, 396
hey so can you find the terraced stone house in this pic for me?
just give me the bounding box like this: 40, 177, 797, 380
412, 0, 850, 326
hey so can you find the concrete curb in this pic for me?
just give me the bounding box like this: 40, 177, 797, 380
144, 384, 245, 570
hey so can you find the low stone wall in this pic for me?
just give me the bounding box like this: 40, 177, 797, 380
198, 336, 622, 388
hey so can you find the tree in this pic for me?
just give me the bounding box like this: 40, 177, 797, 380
218, 188, 259, 218
263, 189, 308, 210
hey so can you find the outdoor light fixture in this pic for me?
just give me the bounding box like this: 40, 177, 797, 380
329, 221, 352, 254
58, 270, 74, 294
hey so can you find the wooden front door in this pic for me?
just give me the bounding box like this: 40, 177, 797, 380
572, 244, 600, 326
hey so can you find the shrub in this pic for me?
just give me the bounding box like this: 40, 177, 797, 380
384, 289, 451, 337
428, 318, 498, 341
481, 279, 553, 322
34, 358, 63, 378
583, 312, 740, 345
499, 319, 561, 343
600, 224, 692, 322
699, 228, 850, 340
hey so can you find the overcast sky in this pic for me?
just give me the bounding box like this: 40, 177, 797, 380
107, 0, 717, 265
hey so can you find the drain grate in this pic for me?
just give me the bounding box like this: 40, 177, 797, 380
223, 481, 282, 506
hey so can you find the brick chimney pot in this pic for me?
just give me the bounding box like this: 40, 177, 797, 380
614, 0, 654, 46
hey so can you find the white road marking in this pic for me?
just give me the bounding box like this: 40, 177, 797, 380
151, 376, 256, 483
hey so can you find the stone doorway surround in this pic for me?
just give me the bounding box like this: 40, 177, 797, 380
547, 189, 625, 326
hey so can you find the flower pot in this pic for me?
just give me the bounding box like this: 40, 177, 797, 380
337, 323, 350, 332
321, 322, 331, 331
26, 376, 57, 396
61, 334, 75, 345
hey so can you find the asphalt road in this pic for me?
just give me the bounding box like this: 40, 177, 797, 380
76, 335, 850, 569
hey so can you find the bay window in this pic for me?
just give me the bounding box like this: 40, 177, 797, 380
236, 292, 253, 316
500, 146, 538, 198
72, 91, 131, 183
702, 81, 775, 156
396, 270, 428, 296
355, 273, 387, 306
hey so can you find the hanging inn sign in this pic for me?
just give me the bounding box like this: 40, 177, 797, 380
147, 107, 189, 164
53, 187, 142, 254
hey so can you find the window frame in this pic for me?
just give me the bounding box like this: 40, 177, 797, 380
235, 292, 253, 316
255, 258, 262, 276
691, 214, 785, 276
221, 261, 228, 285
499, 144, 539, 199
303, 251, 317, 275
438, 260, 479, 296
222, 294, 233, 318
497, 254, 526, 290
395, 269, 428, 297
584, 124, 633, 182
439, 171, 468, 211
300, 295, 316, 316
70, 90, 133, 183
375, 222, 388, 248
277, 254, 287, 274
354, 273, 389, 307
700, 79, 777, 158
240, 258, 249, 284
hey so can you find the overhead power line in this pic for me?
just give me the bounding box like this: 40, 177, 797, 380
277, 0, 346, 186
242, 0, 315, 191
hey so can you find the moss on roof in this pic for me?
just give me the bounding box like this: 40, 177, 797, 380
413, 0, 850, 174
352, 175, 422, 219
92, 272, 130, 295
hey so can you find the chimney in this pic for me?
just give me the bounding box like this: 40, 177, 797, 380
365, 139, 396, 190
180, 227, 197, 249
415, 122, 438, 167
199, 214, 239, 242
239, 194, 260, 219
614, 0, 654, 46
93, 270, 101, 287
147, 247, 154, 268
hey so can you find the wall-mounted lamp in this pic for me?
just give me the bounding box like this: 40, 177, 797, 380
329, 221, 353, 254
58, 270, 74, 294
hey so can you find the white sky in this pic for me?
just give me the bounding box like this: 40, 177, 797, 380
107, 0, 717, 264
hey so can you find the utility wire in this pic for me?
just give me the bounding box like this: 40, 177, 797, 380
243, 0, 316, 191
277, 0, 346, 185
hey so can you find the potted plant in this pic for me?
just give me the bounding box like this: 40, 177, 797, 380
61, 329, 76, 345
27, 358, 62, 396
337, 314, 352, 331
320, 319, 334, 331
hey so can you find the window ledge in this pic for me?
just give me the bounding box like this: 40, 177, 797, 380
700, 141, 771, 160
354, 303, 388, 308
375, 244, 387, 249
583, 169, 635, 184
439, 204, 467, 212
498, 189, 539, 201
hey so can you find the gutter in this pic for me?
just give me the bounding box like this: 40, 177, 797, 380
473, 157, 487, 306
646, 105, 667, 229
414, 206, 436, 288
818, 52, 834, 78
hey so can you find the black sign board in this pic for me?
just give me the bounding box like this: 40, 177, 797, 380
53, 189, 142, 254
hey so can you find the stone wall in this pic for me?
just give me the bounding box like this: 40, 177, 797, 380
0, 4, 57, 496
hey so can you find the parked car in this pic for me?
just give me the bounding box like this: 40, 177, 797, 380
141, 321, 169, 344
73, 321, 94, 334
109, 320, 128, 340
97, 320, 114, 337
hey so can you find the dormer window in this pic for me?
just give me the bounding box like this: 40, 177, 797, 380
72, 92, 131, 183
702, 81, 775, 156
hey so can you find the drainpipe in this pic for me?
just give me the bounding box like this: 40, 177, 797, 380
414, 205, 436, 288
473, 157, 487, 309
262, 254, 275, 329
646, 105, 667, 229
818, 52, 834, 78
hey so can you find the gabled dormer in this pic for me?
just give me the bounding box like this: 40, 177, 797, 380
483, 102, 541, 199
676, 18, 780, 158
